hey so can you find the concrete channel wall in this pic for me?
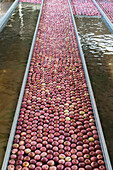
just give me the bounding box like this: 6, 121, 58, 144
0, 0, 19, 32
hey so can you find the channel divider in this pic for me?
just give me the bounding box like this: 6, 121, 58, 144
68, 0, 112, 169
1, 0, 44, 169
0, 0, 19, 32
92, 0, 113, 34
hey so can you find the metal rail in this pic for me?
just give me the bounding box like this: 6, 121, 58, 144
0, 0, 19, 32
92, 0, 113, 34
1, 0, 44, 169
68, 0, 112, 169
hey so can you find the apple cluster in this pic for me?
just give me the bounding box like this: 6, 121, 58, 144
8, 0, 106, 169
96, 0, 113, 23
70, 0, 101, 16
19, 0, 42, 4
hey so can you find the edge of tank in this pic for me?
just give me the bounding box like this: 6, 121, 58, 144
0, 0, 19, 32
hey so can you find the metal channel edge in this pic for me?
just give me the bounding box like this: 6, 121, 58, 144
92, 0, 113, 34
0, 0, 19, 32
1, 0, 44, 169
68, 0, 112, 169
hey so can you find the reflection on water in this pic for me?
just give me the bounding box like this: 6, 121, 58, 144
0, 2, 40, 168
19, 3, 24, 36
75, 16, 113, 165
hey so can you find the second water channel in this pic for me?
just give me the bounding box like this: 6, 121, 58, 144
75, 16, 113, 166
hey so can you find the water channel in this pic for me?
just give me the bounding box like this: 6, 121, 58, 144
0, 2, 40, 167
75, 16, 113, 166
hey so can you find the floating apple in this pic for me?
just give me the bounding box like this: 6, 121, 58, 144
49, 166, 57, 170
42, 164, 49, 170
65, 157, 71, 162
24, 149, 31, 154
23, 162, 29, 167
88, 137, 95, 142
47, 160, 55, 166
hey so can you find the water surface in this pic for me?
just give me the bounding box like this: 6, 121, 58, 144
75, 16, 113, 166
0, 2, 40, 168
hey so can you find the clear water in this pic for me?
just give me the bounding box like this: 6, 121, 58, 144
0, 2, 40, 168
75, 16, 113, 166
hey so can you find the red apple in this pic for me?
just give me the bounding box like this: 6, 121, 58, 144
99, 165, 106, 170
91, 162, 98, 168
47, 160, 55, 166
8, 165, 15, 170
71, 165, 78, 170
85, 165, 92, 170
42, 165, 49, 170
57, 164, 64, 170
49, 166, 57, 170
